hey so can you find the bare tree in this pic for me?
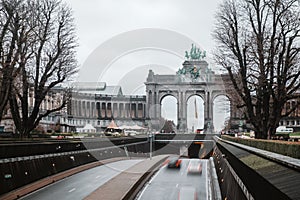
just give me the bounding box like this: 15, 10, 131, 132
0, 0, 23, 122
9, 0, 77, 138
213, 0, 300, 139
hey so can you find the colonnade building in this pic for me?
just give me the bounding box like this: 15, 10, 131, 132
62, 82, 147, 132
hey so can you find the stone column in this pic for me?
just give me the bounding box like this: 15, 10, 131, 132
72, 100, 76, 116
154, 92, 158, 118
182, 91, 187, 132
134, 103, 137, 118
87, 101, 90, 118
146, 90, 152, 119
156, 92, 161, 119
177, 91, 185, 132
78, 100, 82, 117
204, 90, 213, 133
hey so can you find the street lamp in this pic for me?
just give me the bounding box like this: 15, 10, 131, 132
149, 132, 153, 160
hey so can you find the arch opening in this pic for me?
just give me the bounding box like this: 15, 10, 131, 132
161, 95, 178, 133
187, 95, 204, 133
213, 95, 231, 133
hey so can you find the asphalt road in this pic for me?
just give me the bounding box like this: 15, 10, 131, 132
20, 159, 142, 200
136, 159, 209, 200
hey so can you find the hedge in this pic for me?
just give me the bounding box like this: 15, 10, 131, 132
221, 135, 300, 159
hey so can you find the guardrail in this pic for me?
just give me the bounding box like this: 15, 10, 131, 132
214, 137, 291, 200
0, 137, 147, 159
0, 141, 149, 196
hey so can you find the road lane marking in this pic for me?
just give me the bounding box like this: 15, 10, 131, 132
136, 166, 164, 200
206, 161, 209, 200
96, 175, 101, 179
68, 188, 76, 193
176, 184, 179, 188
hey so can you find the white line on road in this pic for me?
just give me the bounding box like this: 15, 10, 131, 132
136, 166, 163, 200
96, 175, 101, 179
68, 188, 76, 193
206, 161, 209, 200
176, 184, 179, 188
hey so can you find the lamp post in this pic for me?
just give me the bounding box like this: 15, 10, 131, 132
149, 132, 153, 160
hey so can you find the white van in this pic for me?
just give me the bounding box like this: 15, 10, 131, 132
124, 130, 137, 136
276, 126, 293, 133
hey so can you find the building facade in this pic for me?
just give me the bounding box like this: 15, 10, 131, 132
66, 82, 147, 132
1, 69, 299, 134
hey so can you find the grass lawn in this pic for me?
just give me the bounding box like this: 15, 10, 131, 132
289, 132, 300, 137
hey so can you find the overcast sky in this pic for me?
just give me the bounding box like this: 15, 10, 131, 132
63, 0, 229, 131
64, 0, 222, 67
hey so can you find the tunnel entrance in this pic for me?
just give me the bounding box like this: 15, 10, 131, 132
154, 141, 214, 159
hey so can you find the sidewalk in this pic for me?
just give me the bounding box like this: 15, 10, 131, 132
217, 136, 300, 170
85, 155, 169, 200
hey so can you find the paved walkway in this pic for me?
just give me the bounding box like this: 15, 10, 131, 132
85, 155, 169, 200
217, 136, 300, 170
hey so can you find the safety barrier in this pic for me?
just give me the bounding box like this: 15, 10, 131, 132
0, 140, 149, 195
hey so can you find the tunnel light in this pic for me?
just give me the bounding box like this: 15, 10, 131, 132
4, 174, 12, 179
221, 178, 224, 183
70, 156, 75, 161
25, 172, 28, 175
52, 163, 55, 167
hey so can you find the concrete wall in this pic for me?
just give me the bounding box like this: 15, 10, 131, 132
0, 139, 149, 195
215, 143, 291, 200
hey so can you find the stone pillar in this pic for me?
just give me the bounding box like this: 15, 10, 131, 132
96, 102, 99, 119
92, 102, 95, 118
135, 103, 138, 118
87, 101, 90, 118
204, 91, 214, 133
182, 92, 187, 132
72, 100, 74, 117
117, 103, 121, 118
147, 90, 152, 119
156, 93, 161, 119
154, 92, 158, 118
78, 100, 81, 117
177, 91, 187, 133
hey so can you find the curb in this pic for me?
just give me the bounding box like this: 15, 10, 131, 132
121, 155, 169, 200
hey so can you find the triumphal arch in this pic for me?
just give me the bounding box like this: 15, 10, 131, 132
145, 44, 231, 133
